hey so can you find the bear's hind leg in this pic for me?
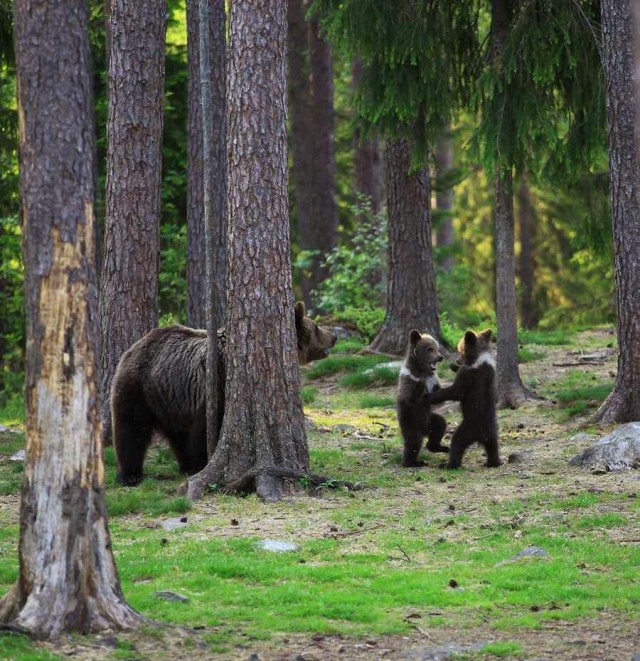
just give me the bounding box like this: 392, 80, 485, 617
426, 412, 449, 453
401, 428, 425, 467
446, 424, 474, 469
113, 394, 155, 486
483, 429, 503, 468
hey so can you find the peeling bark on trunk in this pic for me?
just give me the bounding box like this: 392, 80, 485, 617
1, 0, 142, 637
494, 172, 531, 408
594, 0, 640, 423
517, 180, 539, 330
434, 128, 454, 273
368, 139, 442, 355
186, 0, 227, 331
187, 0, 308, 502
99, 0, 166, 440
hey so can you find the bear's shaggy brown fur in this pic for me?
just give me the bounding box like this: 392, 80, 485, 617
428, 328, 502, 469
112, 302, 336, 485
397, 330, 448, 467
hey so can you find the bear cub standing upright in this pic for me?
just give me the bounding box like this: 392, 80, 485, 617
397, 330, 449, 467
428, 328, 502, 469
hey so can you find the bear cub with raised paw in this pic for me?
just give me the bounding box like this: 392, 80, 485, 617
397, 329, 449, 467
428, 328, 502, 469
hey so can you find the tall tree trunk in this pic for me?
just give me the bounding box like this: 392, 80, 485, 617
368, 138, 442, 355
99, 0, 166, 440
494, 171, 530, 407
517, 179, 538, 329
352, 58, 384, 216
288, 0, 314, 285
491, 0, 531, 408
188, 0, 307, 502
186, 0, 226, 330
300, 15, 337, 308
594, 0, 640, 423
0, 0, 141, 637
434, 127, 454, 273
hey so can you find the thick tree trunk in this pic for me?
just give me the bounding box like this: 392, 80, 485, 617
99, 0, 166, 440
352, 58, 384, 216
494, 171, 530, 407
188, 0, 308, 502
434, 128, 454, 273
1, 0, 141, 637
517, 179, 539, 329
288, 0, 314, 281
186, 0, 226, 330
368, 139, 442, 355
300, 15, 337, 308
594, 0, 640, 423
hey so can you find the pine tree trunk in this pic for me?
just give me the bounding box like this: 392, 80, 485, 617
1, 0, 141, 637
186, 0, 227, 330
288, 0, 314, 289
494, 171, 530, 407
368, 138, 442, 355
434, 128, 454, 273
99, 0, 166, 440
594, 0, 640, 423
300, 15, 337, 308
352, 58, 384, 216
187, 0, 308, 502
517, 179, 538, 329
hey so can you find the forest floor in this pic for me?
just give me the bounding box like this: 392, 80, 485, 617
0, 327, 639, 661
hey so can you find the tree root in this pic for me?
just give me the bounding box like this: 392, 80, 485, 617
185, 463, 364, 502
0, 623, 32, 636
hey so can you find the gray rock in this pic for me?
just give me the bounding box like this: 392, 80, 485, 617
569, 422, 640, 472
364, 360, 404, 375
154, 590, 189, 602
10, 449, 25, 462
496, 546, 551, 566
257, 539, 298, 553
508, 451, 533, 464
333, 424, 357, 435
569, 432, 598, 444
161, 517, 189, 532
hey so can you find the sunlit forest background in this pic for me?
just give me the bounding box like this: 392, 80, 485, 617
0, 0, 613, 406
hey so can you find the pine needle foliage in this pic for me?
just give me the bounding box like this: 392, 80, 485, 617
473, 0, 605, 179
312, 0, 483, 159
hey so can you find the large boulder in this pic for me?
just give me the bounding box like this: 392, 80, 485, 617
569, 422, 640, 471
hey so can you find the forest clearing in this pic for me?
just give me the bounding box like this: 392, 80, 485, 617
1, 328, 638, 660
1, 0, 640, 657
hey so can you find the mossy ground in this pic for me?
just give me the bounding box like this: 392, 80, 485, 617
0, 327, 638, 660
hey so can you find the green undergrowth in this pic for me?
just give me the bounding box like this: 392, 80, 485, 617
0, 327, 636, 658
544, 369, 614, 418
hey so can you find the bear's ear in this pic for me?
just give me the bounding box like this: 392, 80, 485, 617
480, 328, 493, 341
409, 329, 422, 345
294, 301, 306, 327
464, 330, 478, 346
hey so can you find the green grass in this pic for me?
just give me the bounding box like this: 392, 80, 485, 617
304, 353, 392, 380
518, 347, 546, 363
339, 366, 398, 390
0, 328, 635, 658
518, 328, 575, 346
0, 393, 25, 427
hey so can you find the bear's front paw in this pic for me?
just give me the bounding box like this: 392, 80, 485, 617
402, 459, 426, 468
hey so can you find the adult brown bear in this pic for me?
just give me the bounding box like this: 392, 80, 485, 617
111, 302, 336, 485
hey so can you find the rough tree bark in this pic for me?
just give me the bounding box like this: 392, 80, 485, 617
99, 0, 166, 439
494, 171, 530, 407
491, 0, 532, 408
186, 0, 226, 330
517, 179, 539, 329
0, 0, 142, 637
288, 0, 314, 276
368, 138, 442, 355
434, 127, 454, 273
300, 15, 337, 308
187, 0, 310, 502
594, 0, 640, 423
352, 58, 384, 216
